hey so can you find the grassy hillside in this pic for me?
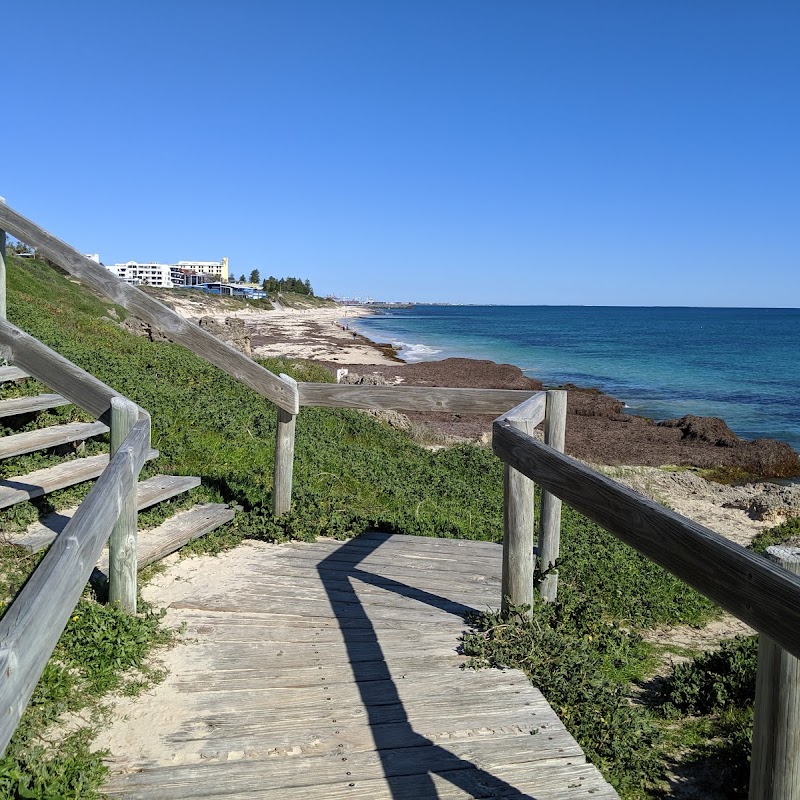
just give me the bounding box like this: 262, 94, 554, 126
0, 253, 786, 797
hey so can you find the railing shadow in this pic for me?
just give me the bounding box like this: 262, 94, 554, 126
317, 532, 533, 799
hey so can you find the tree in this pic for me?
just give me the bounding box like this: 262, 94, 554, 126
239, 274, 245, 283
249, 269, 260, 284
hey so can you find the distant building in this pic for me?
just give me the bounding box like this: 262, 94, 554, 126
176, 258, 228, 283
106, 257, 229, 288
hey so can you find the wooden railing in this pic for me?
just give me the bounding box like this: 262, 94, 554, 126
0, 320, 151, 754
493, 397, 800, 799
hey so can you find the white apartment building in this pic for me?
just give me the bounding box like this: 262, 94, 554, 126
106, 257, 229, 288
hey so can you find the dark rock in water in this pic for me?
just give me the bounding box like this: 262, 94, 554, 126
659, 415, 741, 447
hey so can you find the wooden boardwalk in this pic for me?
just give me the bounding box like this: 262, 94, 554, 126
97, 532, 618, 799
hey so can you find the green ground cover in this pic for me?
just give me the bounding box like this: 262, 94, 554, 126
0, 253, 794, 797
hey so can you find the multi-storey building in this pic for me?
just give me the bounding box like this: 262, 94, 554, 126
106, 257, 229, 288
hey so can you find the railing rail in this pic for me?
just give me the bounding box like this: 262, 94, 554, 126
298, 383, 542, 414
492, 418, 800, 660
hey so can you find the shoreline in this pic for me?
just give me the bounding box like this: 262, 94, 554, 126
141, 293, 800, 485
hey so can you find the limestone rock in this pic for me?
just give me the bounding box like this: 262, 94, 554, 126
197, 317, 252, 357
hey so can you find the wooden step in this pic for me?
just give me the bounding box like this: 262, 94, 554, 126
0, 420, 109, 460
0, 393, 70, 419
0, 449, 158, 510
12, 474, 202, 552
94, 503, 235, 578
0, 366, 29, 383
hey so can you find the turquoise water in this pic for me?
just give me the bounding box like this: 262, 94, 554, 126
351, 306, 800, 450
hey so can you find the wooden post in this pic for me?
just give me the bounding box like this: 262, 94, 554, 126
538, 389, 567, 602
273, 374, 298, 517
749, 546, 800, 800
501, 415, 536, 616
108, 397, 143, 612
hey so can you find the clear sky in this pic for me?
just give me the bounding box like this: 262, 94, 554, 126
3, 1, 798, 305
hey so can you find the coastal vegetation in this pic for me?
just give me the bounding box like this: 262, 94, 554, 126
0, 252, 797, 797
261, 275, 314, 295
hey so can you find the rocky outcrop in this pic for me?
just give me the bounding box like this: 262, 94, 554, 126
122, 316, 171, 343
197, 317, 252, 357
658, 415, 740, 447
122, 315, 253, 357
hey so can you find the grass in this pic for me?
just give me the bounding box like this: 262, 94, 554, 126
1, 252, 797, 796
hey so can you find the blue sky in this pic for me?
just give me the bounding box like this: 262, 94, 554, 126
4, 1, 798, 305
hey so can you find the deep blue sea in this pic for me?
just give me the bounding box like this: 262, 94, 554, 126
350, 306, 800, 450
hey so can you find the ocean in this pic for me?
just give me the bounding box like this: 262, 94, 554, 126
349, 306, 800, 451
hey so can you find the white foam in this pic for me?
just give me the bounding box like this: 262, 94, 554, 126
394, 341, 442, 362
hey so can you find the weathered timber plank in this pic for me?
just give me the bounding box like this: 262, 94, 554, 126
0, 449, 158, 510
0, 318, 128, 421
174, 610, 463, 644
0, 366, 28, 382
0, 393, 69, 418
103, 733, 580, 790
0, 204, 298, 414
298, 382, 542, 415
96, 503, 234, 577
172, 653, 470, 691
106, 760, 615, 800
496, 391, 547, 425
276, 533, 504, 556
187, 693, 553, 734
0, 420, 108, 459
118, 674, 533, 717
235, 560, 501, 595
163, 706, 560, 752
167, 595, 473, 625
13, 474, 200, 552
175, 574, 491, 613
261, 543, 504, 570
493, 420, 800, 660
0, 418, 150, 754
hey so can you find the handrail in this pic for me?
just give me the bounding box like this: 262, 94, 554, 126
0, 414, 150, 754
298, 383, 542, 415
0, 317, 127, 423
0, 203, 299, 415
492, 418, 800, 661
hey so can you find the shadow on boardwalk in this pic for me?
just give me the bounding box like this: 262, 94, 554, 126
317, 532, 534, 799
